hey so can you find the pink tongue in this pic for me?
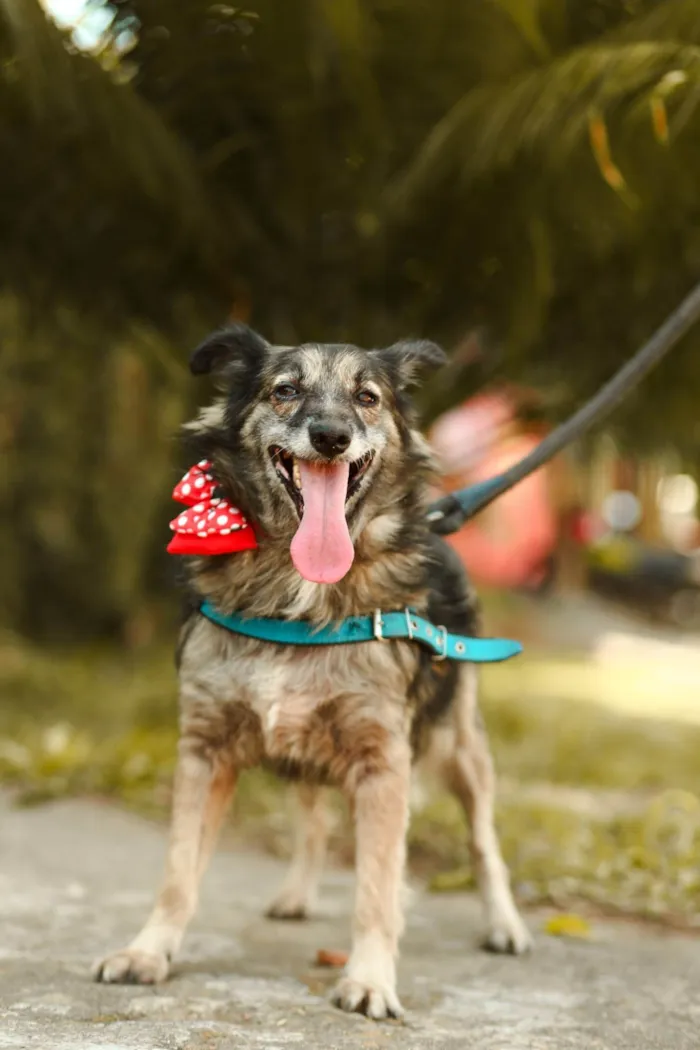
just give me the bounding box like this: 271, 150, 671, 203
290, 460, 354, 583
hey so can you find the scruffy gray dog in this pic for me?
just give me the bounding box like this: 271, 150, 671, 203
95, 326, 530, 1019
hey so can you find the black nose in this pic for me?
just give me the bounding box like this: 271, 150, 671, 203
309, 420, 352, 457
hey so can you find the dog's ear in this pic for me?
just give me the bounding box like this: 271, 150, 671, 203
189, 324, 269, 378
376, 338, 447, 389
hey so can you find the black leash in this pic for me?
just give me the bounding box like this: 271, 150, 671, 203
426, 281, 700, 537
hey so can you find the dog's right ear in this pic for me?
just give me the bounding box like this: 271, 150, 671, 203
189, 324, 268, 377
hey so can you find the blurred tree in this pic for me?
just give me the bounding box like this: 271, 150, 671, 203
3, 0, 700, 639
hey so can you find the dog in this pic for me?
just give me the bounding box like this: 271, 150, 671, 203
94, 325, 530, 1019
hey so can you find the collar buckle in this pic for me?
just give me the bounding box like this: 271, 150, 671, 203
433, 624, 448, 661
373, 609, 387, 641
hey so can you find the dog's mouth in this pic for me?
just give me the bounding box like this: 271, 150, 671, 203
268, 446, 375, 515
268, 446, 375, 585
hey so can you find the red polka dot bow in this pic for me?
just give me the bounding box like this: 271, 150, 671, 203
166, 461, 258, 556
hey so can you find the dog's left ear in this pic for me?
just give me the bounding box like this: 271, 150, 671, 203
189, 323, 269, 378
376, 338, 448, 389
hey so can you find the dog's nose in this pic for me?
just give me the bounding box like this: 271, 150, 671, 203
309, 421, 352, 457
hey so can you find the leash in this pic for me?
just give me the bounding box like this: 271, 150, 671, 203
426, 281, 700, 536
199, 600, 522, 664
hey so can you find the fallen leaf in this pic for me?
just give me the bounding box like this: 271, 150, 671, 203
544, 913, 591, 939
315, 948, 349, 968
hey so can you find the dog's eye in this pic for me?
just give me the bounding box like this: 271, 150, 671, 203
356, 389, 378, 406
272, 383, 299, 401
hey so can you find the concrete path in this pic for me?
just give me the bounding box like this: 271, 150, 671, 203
1, 793, 698, 1049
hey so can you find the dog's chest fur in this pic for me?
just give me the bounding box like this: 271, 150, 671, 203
178, 616, 419, 786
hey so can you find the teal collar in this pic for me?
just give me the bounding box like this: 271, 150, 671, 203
199, 600, 521, 664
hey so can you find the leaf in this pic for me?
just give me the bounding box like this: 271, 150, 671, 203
492, 0, 551, 60
387, 41, 700, 213
616, 0, 700, 46
315, 948, 349, 968
544, 914, 592, 939
651, 96, 670, 144
588, 109, 627, 191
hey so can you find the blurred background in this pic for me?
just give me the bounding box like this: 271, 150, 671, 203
2, 0, 700, 929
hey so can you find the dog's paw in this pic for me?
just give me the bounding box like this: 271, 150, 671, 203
482, 911, 533, 955
93, 948, 170, 985
265, 889, 310, 921
331, 976, 404, 1021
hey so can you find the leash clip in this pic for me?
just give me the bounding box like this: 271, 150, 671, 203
433, 625, 448, 661
373, 609, 387, 641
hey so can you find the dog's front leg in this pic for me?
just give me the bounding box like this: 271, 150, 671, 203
332, 744, 411, 1021
94, 740, 236, 984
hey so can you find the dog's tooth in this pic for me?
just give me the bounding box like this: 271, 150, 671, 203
293, 459, 302, 490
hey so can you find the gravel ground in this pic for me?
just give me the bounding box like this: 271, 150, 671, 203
1, 792, 699, 1050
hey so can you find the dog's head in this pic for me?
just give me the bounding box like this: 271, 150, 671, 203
186, 324, 446, 584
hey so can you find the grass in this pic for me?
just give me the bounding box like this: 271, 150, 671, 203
2, 621, 700, 926
415, 791, 700, 926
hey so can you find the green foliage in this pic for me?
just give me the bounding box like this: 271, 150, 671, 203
3, 0, 700, 356
0, 300, 198, 638
4, 1, 700, 635
422, 790, 700, 924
